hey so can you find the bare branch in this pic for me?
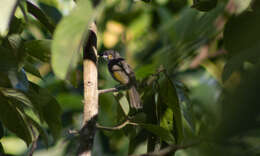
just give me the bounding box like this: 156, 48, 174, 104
98, 87, 119, 94
96, 120, 138, 131
98, 85, 128, 94
129, 143, 197, 156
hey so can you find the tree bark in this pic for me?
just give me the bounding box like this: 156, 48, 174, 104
77, 22, 98, 156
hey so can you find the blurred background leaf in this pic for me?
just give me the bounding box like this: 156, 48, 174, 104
1, 0, 260, 155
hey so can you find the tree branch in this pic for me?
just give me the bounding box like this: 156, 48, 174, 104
77, 22, 98, 156
129, 143, 197, 156
98, 87, 119, 94
98, 85, 128, 94
96, 120, 138, 131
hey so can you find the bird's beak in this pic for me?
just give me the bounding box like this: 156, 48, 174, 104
100, 54, 108, 60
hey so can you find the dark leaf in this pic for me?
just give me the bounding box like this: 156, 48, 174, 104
159, 74, 183, 144
26, 1, 55, 34
140, 123, 175, 144
0, 95, 32, 145
192, 0, 217, 11
223, 10, 260, 81
224, 10, 260, 56
26, 82, 62, 139
8, 16, 25, 35
0, 87, 32, 107
23, 61, 42, 78
24, 39, 51, 62
114, 92, 130, 116
25, 114, 49, 146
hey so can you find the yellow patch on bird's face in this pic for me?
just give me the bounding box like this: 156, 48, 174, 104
108, 54, 113, 60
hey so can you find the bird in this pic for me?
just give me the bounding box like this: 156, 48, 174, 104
101, 50, 142, 109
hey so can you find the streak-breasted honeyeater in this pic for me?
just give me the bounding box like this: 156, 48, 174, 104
101, 50, 142, 109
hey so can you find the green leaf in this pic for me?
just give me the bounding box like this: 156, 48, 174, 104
160, 108, 174, 132
51, 0, 94, 79
25, 82, 62, 139
224, 10, 260, 56
0, 46, 17, 72
24, 40, 51, 62
159, 74, 183, 144
25, 114, 49, 146
0, 95, 32, 145
0, 122, 3, 139
26, 1, 55, 33
140, 124, 175, 144
56, 93, 82, 110
23, 61, 42, 78
223, 10, 260, 81
0, 143, 4, 155
114, 92, 130, 116
192, 0, 217, 11
0, 87, 32, 107
0, 0, 18, 36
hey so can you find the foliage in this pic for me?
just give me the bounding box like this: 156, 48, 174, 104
0, 0, 260, 155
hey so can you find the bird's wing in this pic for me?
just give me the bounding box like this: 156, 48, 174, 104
119, 60, 133, 75
111, 64, 130, 84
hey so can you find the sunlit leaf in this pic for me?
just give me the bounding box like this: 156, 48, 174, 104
25, 114, 49, 146
0, 143, 3, 154
223, 10, 260, 81
25, 82, 62, 139
0, 46, 17, 72
0, 122, 3, 139
8, 69, 29, 92
0, 0, 18, 36
51, 0, 94, 79
159, 74, 183, 144
114, 92, 130, 116
192, 0, 217, 11
8, 16, 25, 35
26, 1, 55, 33
23, 61, 42, 78
38, 0, 62, 24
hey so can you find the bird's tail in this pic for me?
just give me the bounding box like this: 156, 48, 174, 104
128, 86, 142, 109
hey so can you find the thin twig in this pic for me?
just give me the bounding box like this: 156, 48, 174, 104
29, 135, 39, 156
96, 120, 138, 131
98, 87, 119, 94
129, 143, 197, 156
98, 85, 128, 95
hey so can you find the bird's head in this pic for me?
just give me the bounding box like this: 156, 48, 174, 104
100, 50, 122, 61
